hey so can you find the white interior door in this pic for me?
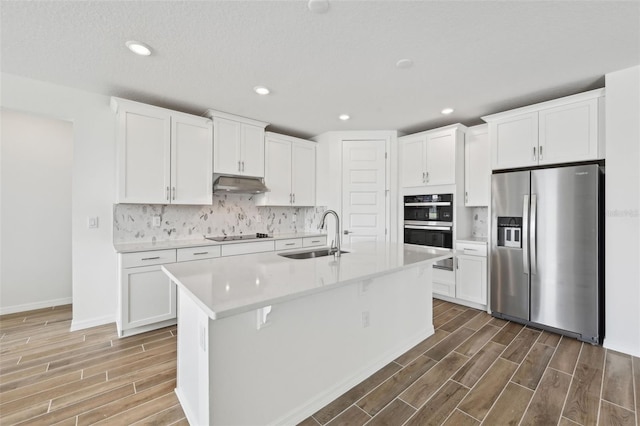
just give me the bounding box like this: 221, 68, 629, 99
342, 139, 387, 244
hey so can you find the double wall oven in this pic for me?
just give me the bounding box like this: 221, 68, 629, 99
404, 193, 454, 270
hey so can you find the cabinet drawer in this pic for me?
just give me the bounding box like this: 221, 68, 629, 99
432, 280, 456, 297
275, 239, 302, 251
433, 267, 455, 285
455, 242, 487, 257
121, 249, 177, 268
303, 236, 327, 248
221, 240, 275, 257
177, 246, 221, 262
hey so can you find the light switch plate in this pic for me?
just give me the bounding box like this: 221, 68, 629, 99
152, 216, 161, 227
88, 217, 99, 228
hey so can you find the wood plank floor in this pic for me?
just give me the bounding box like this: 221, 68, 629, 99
1, 301, 638, 426
301, 299, 640, 426
0, 305, 185, 425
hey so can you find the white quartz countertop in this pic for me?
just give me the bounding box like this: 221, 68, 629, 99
162, 241, 452, 320
113, 232, 327, 253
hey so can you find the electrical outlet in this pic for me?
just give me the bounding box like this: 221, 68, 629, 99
152, 216, 161, 227
361, 311, 370, 328
88, 217, 99, 229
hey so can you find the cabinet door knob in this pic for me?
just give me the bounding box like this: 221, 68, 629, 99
242, 161, 245, 172
422, 172, 426, 183
172, 187, 176, 201
166, 186, 170, 201
539, 146, 543, 160
238, 161, 241, 172
533, 146, 537, 160
426, 171, 429, 183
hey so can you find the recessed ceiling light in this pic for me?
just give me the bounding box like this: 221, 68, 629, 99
308, 0, 330, 13
125, 40, 152, 56
441, 108, 454, 115
396, 59, 414, 69
339, 114, 350, 121
254, 86, 270, 95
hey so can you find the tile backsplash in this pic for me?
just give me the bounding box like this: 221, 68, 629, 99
471, 207, 489, 238
113, 194, 326, 243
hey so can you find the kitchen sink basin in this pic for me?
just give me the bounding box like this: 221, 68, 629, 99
278, 248, 349, 260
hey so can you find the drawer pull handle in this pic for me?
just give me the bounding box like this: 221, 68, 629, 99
141, 256, 161, 261
311, 240, 320, 243
193, 252, 209, 255
285, 243, 295, 246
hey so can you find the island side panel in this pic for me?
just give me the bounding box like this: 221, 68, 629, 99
175, 290, 211, 425
207, 264, 434, 425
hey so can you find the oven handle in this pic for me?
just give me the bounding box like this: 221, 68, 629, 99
404, 220, 452, 227
404, 225, 452, 231
404, 202, 451, 207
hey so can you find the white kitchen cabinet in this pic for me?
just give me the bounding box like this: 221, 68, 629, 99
464, 125, 490, 206
303, 235, 327, 247
484, 89, 604, 170
456, 255, 487, 305
455, 241, 487, 307
400, 135, 426, 187
538, 98, 599, 165
275, 238, 303, 251
118, 249, 178, 337
256, 132, 316, 206
206, 110, 269, 178
112, 97, 213, 205
400, 124, 466, 188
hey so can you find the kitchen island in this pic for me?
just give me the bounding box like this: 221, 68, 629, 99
162, 241, 451, 426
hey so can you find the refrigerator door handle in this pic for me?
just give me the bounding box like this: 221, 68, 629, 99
522, 195, 530, 274
530, 194, 538, 275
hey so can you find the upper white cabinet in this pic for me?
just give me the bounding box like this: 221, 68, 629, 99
483, 89, 604, 170
256, 132, 316, 206
400, 124, 466, 188
112, 97, 213, 205
205, 109, 269, 178
464, 125, 490, 206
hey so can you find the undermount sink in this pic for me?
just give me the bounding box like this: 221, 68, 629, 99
278, 248, 350, 260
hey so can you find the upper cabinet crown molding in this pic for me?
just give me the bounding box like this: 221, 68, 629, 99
204, 109, 269, 128
112, 97, 213, 205
483, 89, 605, 170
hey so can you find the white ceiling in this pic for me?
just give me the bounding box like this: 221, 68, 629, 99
1, 1, 639, 138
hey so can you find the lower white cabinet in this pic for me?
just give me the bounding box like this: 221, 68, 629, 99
117, 235, 328, 337
120, 265, 177, 335
455, 241, 487, 308
431, 241, 488, 310
118, 249, 178, 337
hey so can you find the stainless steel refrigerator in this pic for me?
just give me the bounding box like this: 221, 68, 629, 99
490, 163, 604, 343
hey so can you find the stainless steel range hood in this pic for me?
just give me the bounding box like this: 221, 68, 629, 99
213, 176, 270, 194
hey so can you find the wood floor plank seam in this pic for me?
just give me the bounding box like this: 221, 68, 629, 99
595, 348, 608, 426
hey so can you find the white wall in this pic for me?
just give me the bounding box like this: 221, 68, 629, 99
1, 73, 117, 329
0, 109, 73, 313
604, 65, 640, 357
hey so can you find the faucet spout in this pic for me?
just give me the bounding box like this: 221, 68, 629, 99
319, 210, 341, 257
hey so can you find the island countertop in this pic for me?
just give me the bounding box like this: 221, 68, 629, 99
162, 241, 452, 320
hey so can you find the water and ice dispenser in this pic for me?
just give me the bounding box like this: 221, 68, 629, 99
497, 217, 522, 248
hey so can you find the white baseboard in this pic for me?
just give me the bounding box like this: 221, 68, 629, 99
70, 314, 115, 332
0, 297, 72, 315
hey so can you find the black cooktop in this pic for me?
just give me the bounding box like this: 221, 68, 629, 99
206, 233, 272, 242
